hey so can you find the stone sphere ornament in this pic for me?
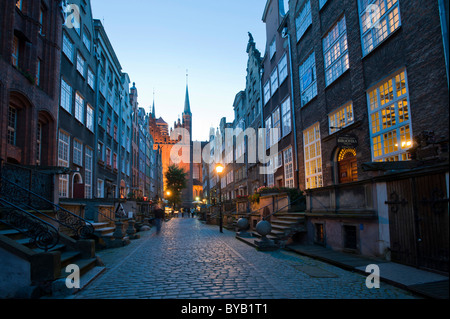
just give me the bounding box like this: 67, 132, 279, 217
255, 220, 272, 237
236, 218, 249, 231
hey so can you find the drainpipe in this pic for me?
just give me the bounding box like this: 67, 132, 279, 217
282, 27, 300, 190
259, 67, 266, 187
438, 0, 449, 88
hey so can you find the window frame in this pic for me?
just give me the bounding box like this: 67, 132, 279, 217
323, 15, 349, 86
303, 123, 323, 189
367, 69, 413, 162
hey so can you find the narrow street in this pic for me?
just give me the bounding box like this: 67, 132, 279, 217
73, 218, 417, 299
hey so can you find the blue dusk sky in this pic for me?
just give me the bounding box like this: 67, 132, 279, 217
90, 0, 267, 142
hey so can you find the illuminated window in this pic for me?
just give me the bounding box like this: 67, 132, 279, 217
304, 123, 323, 189
329, 102, 354, 134
367, 69, 412, 161
284, 147, 294, 188
358, 0, 401, 56
16, 0, 22, 10
323, 15, 349, 86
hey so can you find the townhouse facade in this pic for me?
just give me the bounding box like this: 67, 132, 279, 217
1, 0, 62, 171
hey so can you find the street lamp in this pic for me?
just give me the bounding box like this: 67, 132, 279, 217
215, 164, 224, 233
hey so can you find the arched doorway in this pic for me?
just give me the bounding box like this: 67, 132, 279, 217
338, 148, 358, 184
72, 173, 85, 199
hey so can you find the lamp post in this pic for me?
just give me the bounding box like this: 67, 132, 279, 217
215, 164, 224, 233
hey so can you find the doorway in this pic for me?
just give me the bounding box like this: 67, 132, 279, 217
338, 148, 358, 184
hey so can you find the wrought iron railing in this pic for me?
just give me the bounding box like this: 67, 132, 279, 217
0, 177, 94, 239
0, 198, 60, 252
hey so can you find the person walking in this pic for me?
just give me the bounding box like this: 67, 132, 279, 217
154, 205, 165, 234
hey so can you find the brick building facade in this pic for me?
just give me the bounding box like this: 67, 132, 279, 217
0, 0, 62, 168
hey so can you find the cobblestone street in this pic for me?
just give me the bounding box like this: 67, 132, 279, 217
73, 218, 418, 300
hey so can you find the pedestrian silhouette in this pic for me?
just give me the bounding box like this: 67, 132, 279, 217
154, 205, 165, 234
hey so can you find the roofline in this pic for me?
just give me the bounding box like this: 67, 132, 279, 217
262, 0, 273, 22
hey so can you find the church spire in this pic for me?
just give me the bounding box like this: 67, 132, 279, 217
152, 89, 156, 118
183, 70, 192, 116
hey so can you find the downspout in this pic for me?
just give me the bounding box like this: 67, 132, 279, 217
283, 28, 300, 190
438, 0, 449, 88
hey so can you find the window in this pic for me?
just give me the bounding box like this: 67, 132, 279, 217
82, 28, 91, 52
270, 68, 279, 96
278, 54, 288, 84
303, 123, 323, 189
113, 125, 118, 141
264, 81, 271, 105
87, 68, 95, 89
60, 78, 72, 113
295, 0, 312, 42
12, 36, 19, 67
265, 116, 272, 150
98, 142, 104, 161
86, 104, 94, 132
368, 70, 412, 162
62, 33, 74, 62
272, 107, 281, 144
74, 92, 84, 124
58, 131, 70, 198
323, 15, 349, 86
284, 147, 294, 188
97, 179, 104, 198
106, 118, 111, 135
329, 102, 354, 134
73, 139, 83, 166
358, 0, 401, 56
113, 153, 118, 170
76, 52, 85, 76
299, 52, 317, 106
281, 97, 292, 137
36, 123, 42, 165
7, 106, 17, 145
106, 148, 111, 166
39, 7, 44, 35
58, 130, 70, 168
36, 59, 41, 86
270, 38, 276, 60
85, 147, 93, 199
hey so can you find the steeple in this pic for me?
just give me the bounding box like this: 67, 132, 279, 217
152, 89, 156, 118
183, 70, 192, 116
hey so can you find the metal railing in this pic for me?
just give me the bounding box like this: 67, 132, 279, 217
0, 197, 60, 252
0, 177, 94, 239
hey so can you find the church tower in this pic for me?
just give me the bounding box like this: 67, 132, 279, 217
181, 72, 194, 208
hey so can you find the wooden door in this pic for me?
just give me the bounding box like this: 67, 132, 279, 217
386, 173, 449, 273
338, 149, 358, 184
